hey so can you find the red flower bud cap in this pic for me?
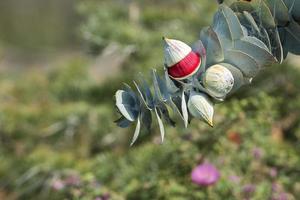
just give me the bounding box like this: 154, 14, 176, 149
163, 37, 201, 80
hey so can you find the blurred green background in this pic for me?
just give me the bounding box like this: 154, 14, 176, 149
0, 0, 300, 199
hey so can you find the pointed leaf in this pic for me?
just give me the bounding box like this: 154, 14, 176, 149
241, 24, 250, 36
278, 27, 288, 58
115, 117, 132, 128
141, 106, 152, 132
231, 0, 276, 29
219, 0, 236, 6
181, 91, 188, 128
192, 40, 207, 74
200, 27, 224, 67
283, 0, 296, 11
155, 107, 165, 143
265, 0, 289, 26
242, 36, 270, 52
221, 5, 244, 40
231, 1, 254, 13
284, 17, 300, 54
253, 0, 276, 29
267, 28, 284, 63
234, 38, 277, 67
260, 27, 272, 51
225, 49, 260, 78
164, 70, 179, 94
291, 0, 300, 21
212, 8, 232, 41
115, 90, 139, 122
157, 102, 176, 127
171, 95, 184, 119
123, 83, 140, 102
130, 116, 141, 146
220, 63, 246, 94
138, 74, 154, 104
243, 11, 260, 33
152, 69, 171, 102
133, 74, 154, 109
285, 0, 300, 21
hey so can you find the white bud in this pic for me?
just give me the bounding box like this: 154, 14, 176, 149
188, 91, 214, 127
203, 64, 234, 98
163, 38, 192, 67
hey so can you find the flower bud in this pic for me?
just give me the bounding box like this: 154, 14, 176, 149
163, 38, 201, 80
203, 64, 234, 98
188, 91, 214, 127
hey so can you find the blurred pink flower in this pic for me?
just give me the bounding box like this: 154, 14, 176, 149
269, 168, 278, 178
64, 174, 81, 186
242, 184, 256, 197
252, 147, 263, 160
272, 182, 280, 192
51, 179, 65, 191
101, 194, 110, 200
272, 193, 288, 200
271, 182, 289, 200
191, 163, 220, 186
229, 175, 241, 184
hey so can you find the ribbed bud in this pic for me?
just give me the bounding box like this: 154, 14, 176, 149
188, 91, 214, 127
203, 64, 234, 98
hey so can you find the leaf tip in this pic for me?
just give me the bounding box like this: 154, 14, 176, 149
208, 120, 214, 128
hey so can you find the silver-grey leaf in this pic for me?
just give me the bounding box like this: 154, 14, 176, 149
123, 83, 140, 102
157, 102, 175, 127
155, 107, 165, 143
192, 40, 207, 74
220, 63, 246, 94
171, 95, 184, 120
152, 69, 170, 103
221, 4, 244, 40
212, 8, 232, 41
243, 11, 260, 33
130, 116, 141, 146
115, 90, 139, 122
260, 27, 272, 51
265, 0, 289, 26
267, 28, 284, 63
141, 106, 152, 131
164, 70, 179, 94
224, 49, 260, 78
242, 36, 270, 52
200, 27, 224, 67
115, 116, 132, 128
181, 91, 188, 128
234, 38, 277, 67
291, 0, 300, 21
284, 17, 300, 54
134, 74, 155, 109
